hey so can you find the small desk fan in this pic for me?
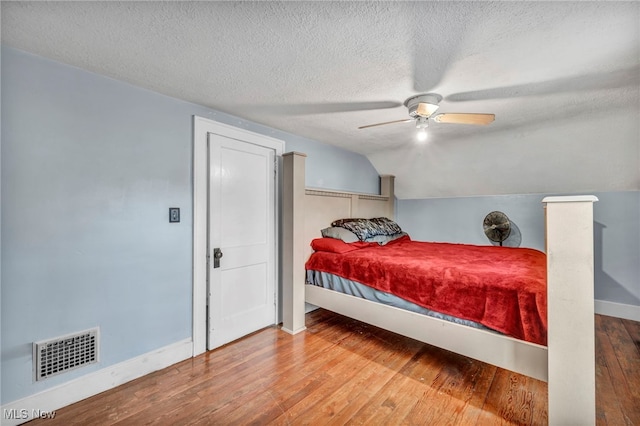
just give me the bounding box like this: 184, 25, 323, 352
483, 211, 511, 246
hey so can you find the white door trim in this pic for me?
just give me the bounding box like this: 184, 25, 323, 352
193, 116, 284, 356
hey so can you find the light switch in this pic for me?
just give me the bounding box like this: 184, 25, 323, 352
169, 208, 180, 223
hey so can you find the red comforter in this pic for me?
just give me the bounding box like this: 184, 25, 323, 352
305, 236, 547, 345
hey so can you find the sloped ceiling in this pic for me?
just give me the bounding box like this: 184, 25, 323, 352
2, 1, 638, 199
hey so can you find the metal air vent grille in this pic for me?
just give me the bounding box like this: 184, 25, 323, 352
33, 328, 99, 381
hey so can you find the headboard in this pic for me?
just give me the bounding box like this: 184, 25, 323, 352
282, 151, 395, 333
302, 186, 395, 262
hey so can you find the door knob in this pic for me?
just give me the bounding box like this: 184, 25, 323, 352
213, 248, 223, 268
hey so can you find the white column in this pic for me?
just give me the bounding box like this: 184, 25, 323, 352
380, 175, 395, 219
543, 195, 598, 426
282, 152, 307, 334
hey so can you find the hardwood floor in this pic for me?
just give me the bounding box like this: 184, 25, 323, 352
29, 310, 640, 425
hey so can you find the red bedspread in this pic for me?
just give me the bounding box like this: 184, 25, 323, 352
305, 236, 547, 345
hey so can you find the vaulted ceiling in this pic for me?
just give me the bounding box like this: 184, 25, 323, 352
2, 1, 638, 199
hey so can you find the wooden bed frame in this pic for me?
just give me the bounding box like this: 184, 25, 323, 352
281, 152, 597, 425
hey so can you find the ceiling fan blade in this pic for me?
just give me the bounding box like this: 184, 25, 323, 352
432, 113, 495, 125
446, 65, 640, 103
250, 101, 403, 115
358, 119, 413, 129
415, 102, 439, 118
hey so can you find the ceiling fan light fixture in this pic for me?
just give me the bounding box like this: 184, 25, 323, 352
416, 117, 428, 141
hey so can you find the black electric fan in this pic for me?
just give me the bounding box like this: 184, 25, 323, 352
483, 211, 511, 246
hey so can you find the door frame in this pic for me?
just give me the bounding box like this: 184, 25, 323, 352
193, 116, 284, 356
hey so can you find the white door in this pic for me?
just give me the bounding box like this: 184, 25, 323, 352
207, 132, 276, 350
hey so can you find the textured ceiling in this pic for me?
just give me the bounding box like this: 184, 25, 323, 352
2, 1, 639, 199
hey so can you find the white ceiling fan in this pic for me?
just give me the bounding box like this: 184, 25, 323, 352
358, 93, 495, 140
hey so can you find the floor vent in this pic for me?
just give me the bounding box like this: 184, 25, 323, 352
33, 328, 99, 381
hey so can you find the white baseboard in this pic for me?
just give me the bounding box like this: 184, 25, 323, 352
1, 338, 193, 426
595, 299, 640, 322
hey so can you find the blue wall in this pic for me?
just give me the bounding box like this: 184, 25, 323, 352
0, 46, 380, 404
397, 191, 640, 307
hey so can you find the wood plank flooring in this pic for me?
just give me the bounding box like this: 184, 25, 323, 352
28, 310, 640, 425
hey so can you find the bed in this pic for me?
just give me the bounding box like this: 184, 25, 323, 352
305, 233, 548, 346
281, 151, 597, 425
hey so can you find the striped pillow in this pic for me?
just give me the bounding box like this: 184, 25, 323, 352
330, 217, 402, 241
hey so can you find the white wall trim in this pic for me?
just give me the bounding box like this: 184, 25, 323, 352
1, 338, 192, 426
192, 116, 284, 356
595, 299, 640, 322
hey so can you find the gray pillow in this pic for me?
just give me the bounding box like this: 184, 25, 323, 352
364, 232, 408, 245
321, 226, 360, 243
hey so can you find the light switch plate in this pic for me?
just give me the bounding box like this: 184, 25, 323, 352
169, 208, 180, 223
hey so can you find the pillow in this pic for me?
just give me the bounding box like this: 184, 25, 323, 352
310, 238, 370, 254
331, 217, 366, 227
331, 217, 403, 241
320, 226, 359, 243
369, 217, 403, 235
364, 232, 409, 245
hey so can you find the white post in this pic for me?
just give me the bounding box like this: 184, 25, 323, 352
380, 175, 395, 219
282, 152, 307, 334
543, 195, 598, 425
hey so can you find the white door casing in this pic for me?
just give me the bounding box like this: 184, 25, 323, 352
193, 116, 283, 356
207, 134, 275, 349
